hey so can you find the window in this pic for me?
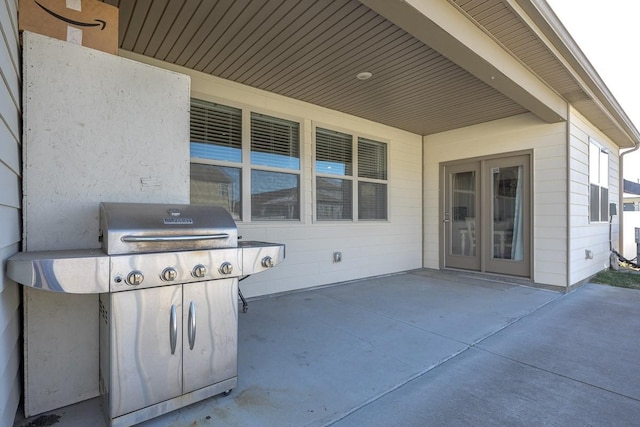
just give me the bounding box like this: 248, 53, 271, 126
589, 138, 609, 222
190, 98, 301, 221
358, 138, 388, 220
314, 127, 387, 221
190, 100, 243, 219
250, 113, 300, 220
315, 128, 353, 220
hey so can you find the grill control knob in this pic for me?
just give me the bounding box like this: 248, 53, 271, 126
161, 267, 178, 282
219, 262, 233, 275
127, 271, 144, 286
262, 256, 274, 268
192, 264, 207, 278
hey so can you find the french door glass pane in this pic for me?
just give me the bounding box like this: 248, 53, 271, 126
492, 166, 523, 260
251, 170, 299, 220
452, 171, 476, 256
190, 163, 242, 220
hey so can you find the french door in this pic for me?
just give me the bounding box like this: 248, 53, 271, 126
442, 153, 531, 277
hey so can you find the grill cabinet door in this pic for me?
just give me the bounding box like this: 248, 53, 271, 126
110, 285, 183, 417
183, 278, 238, 393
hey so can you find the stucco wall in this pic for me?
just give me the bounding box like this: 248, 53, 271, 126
423, 113, 567, 287
568, 108, 620, 285
121, 51, 425, 298
0, 0, 21, 425
21, 32, 190, 416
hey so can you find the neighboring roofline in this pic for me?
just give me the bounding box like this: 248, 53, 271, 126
516, 0, 640, 148
624, 179, 640, 196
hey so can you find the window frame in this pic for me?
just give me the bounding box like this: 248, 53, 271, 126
189, 96, 303, 223
588, 137, 609, 223
312, 123, 389, 222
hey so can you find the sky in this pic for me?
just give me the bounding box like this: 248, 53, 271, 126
545, 0, 640, 183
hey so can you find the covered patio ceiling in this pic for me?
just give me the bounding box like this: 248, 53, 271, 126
104, 0, 639, 148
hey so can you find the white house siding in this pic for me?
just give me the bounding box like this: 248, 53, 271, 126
423, 113, 568, 287
121, 51, 424, 298
623, 211, 640, 260
0, 0, 21, 425
568, 108, 620, 285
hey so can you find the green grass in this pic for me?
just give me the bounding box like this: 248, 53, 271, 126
592, 269, 640, 290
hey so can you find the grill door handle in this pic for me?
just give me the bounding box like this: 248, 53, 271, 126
169, 304, 177, 355
188, 301, 196, 350
121, 233, 230, 243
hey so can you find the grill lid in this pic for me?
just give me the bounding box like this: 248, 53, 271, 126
100, 202, 238, 255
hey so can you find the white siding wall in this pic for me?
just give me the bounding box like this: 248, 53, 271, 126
623, 211, 640, 260
423, 113, 568, 287
568, 108, 620, 285
121, 52, 424, 298
0, 0, 21, 425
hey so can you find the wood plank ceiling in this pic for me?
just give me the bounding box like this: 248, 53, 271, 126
105, 0, 533, 136
103, 0, 618, 140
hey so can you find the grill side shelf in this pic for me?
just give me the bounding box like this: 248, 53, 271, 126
7, 250, 110, 293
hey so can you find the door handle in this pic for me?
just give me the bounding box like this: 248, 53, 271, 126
169, 304, 177, 355
188, 301, 196, 350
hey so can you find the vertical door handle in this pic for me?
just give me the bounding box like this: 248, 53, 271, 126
169, 304, 177, 355
188, 301, 196, 350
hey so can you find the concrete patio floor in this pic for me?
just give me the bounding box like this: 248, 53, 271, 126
14, 269, 640, 426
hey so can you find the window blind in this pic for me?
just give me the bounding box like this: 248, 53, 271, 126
190, 99, 242, 162
316, 127, 353, 176
358, 137, 387, 180
251, 112, 300, 169
190, 99, 242, 146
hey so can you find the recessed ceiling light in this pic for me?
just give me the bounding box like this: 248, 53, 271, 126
356, 71, 373, 80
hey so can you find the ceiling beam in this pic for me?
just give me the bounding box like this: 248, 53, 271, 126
359, 0, 567, 125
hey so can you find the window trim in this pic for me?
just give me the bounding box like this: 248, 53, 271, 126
312, 123, 389, 223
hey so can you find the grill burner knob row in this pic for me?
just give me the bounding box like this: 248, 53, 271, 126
161, 267, 178, 282
219, 262, 233, 275
127, 270, 144, 286
192, 264, 207, 278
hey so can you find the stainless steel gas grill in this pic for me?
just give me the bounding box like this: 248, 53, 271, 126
7, 202, 285, 427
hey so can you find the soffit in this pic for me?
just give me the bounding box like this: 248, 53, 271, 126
103, 0, 636, 147
451, 0, 638, 147
104, 0, 527, 136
